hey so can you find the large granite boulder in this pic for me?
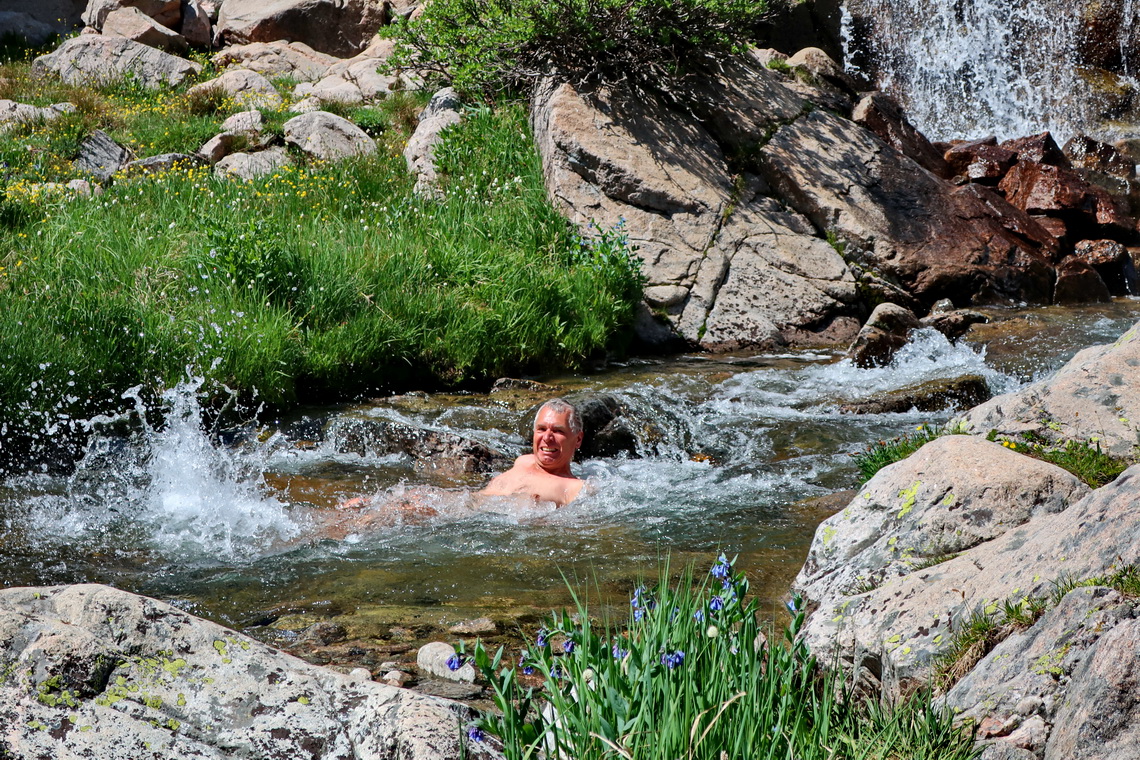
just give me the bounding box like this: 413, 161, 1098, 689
214, 146, 291, 179
531, 60, 862, 350
83, 0, 181, 31
758, 109, 1058, 308
795, 435, 1089, 635
102, 5, 189, 54
957, 319, 1140, 459
283, 111, 377, 160
941, 586, 1140, 759
215, 0, 387, 58
212, 40, 339, 82
32, 35, 201, 88
0, 584, 481, 760
798, 460, 1140, 684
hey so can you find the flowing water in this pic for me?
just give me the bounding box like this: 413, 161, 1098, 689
841, 0, 1140, 144
2, 303, 1139, 646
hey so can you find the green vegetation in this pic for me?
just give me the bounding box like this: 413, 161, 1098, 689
852, 423, 966, 484
386, 0, 786, 100
986, 432, 1128, 488
461, 556, 979, 760
0, 57, 645, 467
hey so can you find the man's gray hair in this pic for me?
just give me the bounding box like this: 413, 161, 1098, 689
537, 397, 583, 436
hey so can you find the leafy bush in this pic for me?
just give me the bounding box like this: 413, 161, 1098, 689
461, 556, 978, 760
386, 0, 785, 100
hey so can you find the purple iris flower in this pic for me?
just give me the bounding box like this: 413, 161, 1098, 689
660, 650, 685, 669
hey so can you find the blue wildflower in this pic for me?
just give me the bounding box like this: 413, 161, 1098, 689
518, 654, 534, 675
709, 596, 725, 612
446, 654, 464, 671
692, 609, 704, 622
633, 608, 645, 622
612, 643, 629, 659
660, 650, 685, 669
786, 595, 802, 614
466, 725, 485, 742
562, 639, 575, 654
710, 554, 732, 581
536, 628, 549, 648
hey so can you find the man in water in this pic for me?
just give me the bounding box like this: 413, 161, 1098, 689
332, 398, 586, 532
479, 397, 586, 507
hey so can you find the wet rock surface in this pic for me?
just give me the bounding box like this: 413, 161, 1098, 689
838, 374, 991, 414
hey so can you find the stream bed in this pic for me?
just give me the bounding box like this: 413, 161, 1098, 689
2, 301, 1139, 656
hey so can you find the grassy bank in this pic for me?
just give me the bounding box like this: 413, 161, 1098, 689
0, 55, 644, 467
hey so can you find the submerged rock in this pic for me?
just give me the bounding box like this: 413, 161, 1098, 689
838, 375, 991, 414
0, 584, 480, 759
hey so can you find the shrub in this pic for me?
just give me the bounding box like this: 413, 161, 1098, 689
386, 0, 786, 100
462, 556, 978, 760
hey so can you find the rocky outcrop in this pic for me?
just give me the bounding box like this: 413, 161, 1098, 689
0, 583, 480, 760
404, 88, 463, 197
795, 436, 1089, 651
214, 146, 290, 179
942, 586, 1140, 759
846, 302, 922, 368
32, 35, 201, 88
284, 111, 377, 161
214, 0, 387, 58
759, 109, 1058, 308
74, 129, 133, 180
531, 60, 862, 350
293, 38, 406, 104
327, 414, 510, 478
957, 319, 1140, 458
0, 100, 73, 127
799, 458, 1140, 684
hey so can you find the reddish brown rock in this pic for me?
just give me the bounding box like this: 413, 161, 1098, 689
1032, 214, 1069, 247
1000, 131, 1070, 167
945, 138, 1017, 181
215, 0, 387, 57
1065, 134, 1137, 178
998, 160, 1133, 236
1073, 238, 1137, 294
1053, 258, 1111, 303
760, 110, 1057, 307
853, 91, 951, 178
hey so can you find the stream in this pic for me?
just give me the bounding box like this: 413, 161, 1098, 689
2, 302, 1139, 649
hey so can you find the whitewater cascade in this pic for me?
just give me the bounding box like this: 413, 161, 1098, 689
841, 0, 1140, 144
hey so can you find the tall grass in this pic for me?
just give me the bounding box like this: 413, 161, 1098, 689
0, 62, 644, 469
462, 557, 979, 760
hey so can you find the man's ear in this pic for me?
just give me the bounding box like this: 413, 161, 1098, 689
573, 431, 584, 450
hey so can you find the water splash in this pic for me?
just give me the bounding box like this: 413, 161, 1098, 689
13, 377, 301, 568
842, 0, 1140, 143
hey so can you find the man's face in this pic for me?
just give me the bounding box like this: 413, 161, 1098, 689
532, 407, 583, 473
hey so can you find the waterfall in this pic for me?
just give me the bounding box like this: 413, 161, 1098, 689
842, 0, 1140, 144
